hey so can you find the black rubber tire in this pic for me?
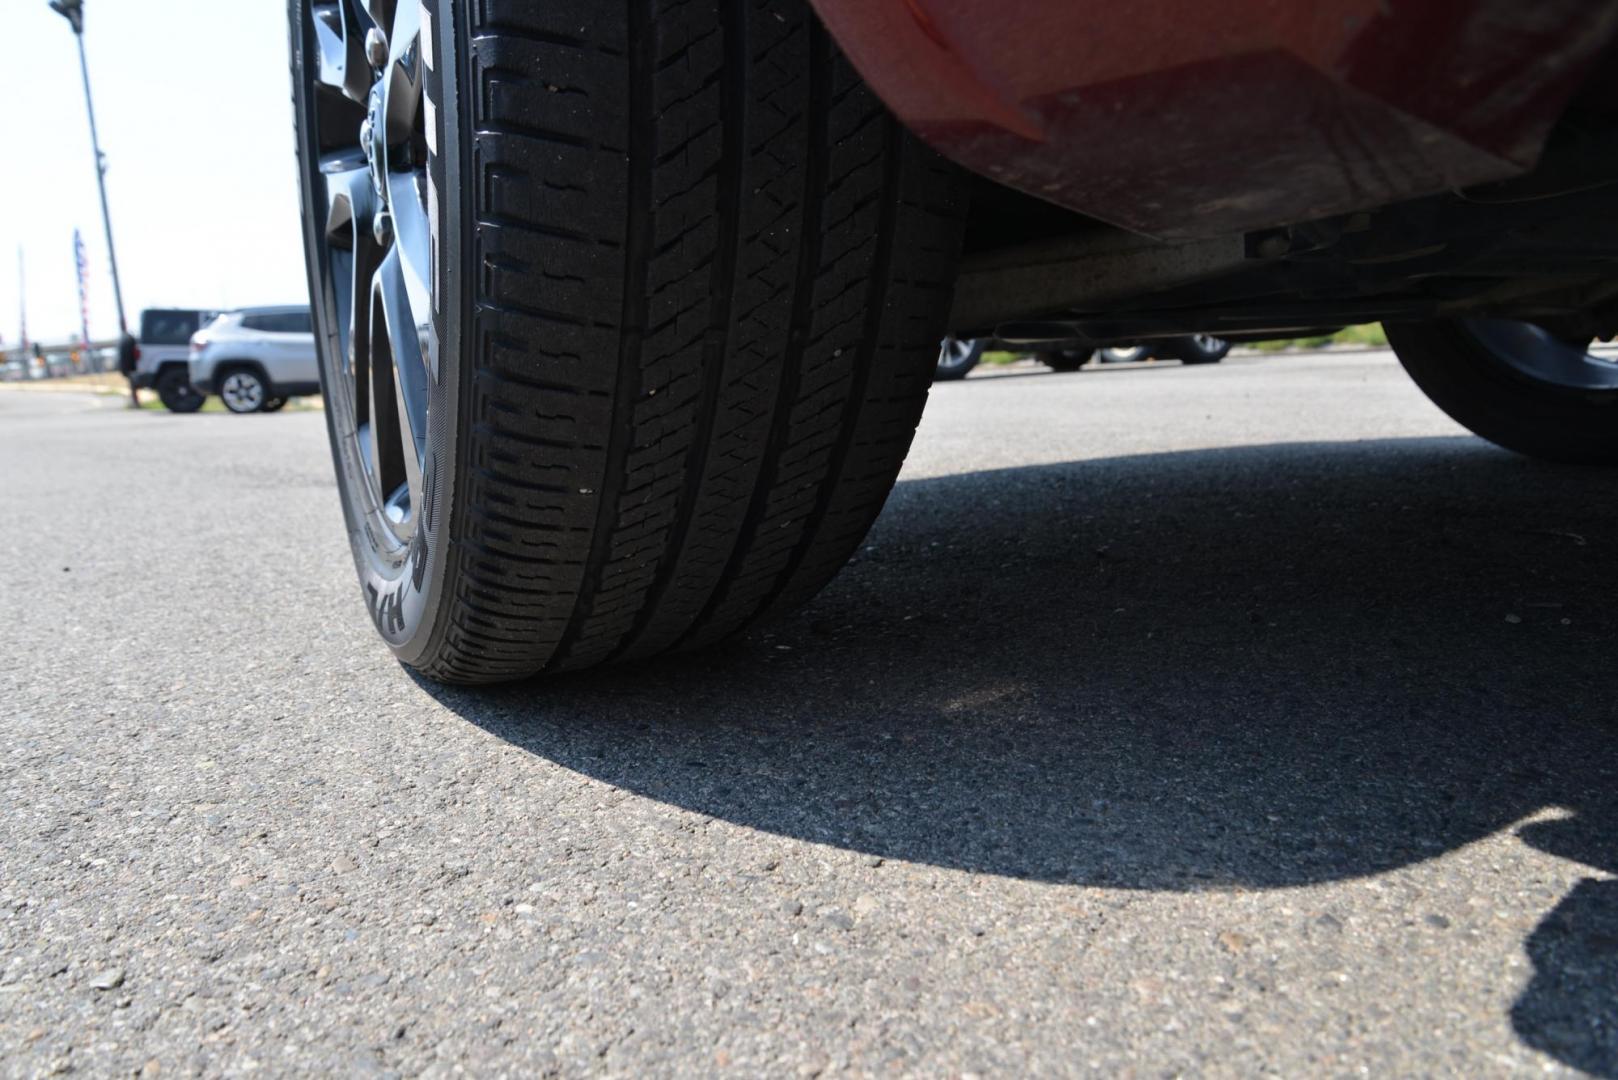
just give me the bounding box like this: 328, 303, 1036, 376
1038, 348, 1095, 373
260, 398, 288, 413
155, 368, 205, 414
1167, 336, 1231, 365
292, 0, 967, 684
935, 337, 985, 381
1385, 320, 1618, 464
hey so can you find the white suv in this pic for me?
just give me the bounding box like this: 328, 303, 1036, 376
189, 306, 319, 413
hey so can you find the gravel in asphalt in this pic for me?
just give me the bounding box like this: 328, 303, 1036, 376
1, 351, 1614, 1076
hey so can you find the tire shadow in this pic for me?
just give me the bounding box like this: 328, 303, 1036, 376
417, 435, 1617, 1069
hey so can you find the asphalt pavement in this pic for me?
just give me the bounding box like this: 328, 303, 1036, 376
2, 351, 1614, 1077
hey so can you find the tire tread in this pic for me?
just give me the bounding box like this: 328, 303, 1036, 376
421, 0, 965, 683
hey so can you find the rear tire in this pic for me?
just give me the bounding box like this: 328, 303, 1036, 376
1167, 335, 1230, 365
292, 0, 967, 684
1038, 348, 1095, 373
1386, 320, 1618, 464
155, 368, 205, 413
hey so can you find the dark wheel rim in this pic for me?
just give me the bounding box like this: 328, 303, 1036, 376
159, 376, 201, 409
1462, 319, 1618, 392
938, 337, 975, 373
305, 0, 432, 550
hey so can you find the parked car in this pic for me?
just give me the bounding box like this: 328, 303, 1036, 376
132, 308, 215, 412
188, 306, 319, 414
289, 1, 1618, 683
1067, 335, 1229, 369
936, 334, 1231, 378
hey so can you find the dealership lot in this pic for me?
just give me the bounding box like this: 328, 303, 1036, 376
1, 351, 1612, 1075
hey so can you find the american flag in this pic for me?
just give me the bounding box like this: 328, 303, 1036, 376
73, 229, 90, 345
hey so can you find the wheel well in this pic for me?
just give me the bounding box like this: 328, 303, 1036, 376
154, 361, 190, 381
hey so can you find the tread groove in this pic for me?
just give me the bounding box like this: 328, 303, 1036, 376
610, 0, 747, 661
767, 111, 901, 602
675, 15, 830, 650
546, 0, 655, 672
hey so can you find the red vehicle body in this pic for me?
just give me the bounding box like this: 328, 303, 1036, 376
810, 0, 1618, 239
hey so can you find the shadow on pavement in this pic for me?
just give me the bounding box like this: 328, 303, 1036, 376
1513, 816, 1618, 1075
418, 436, 1617, 1071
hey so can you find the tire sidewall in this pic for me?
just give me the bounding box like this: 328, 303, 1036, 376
290, 0, 466, 663
1040, 349, 1092, 372
1387, 319, 1618, 464
1174, 336, 1229, 364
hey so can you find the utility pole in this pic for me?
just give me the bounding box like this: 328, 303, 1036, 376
51, 0, 127, 338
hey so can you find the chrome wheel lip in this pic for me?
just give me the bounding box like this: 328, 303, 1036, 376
1462, 318, 1618, 392
304, 0, 434, 554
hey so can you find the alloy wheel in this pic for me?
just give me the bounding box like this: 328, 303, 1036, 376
221, 372, 266, 413
305, 0, 434, 549
1462, 319, 1618, 392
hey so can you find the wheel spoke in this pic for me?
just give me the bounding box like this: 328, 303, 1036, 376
321, 159, 382, 439
358, 248, 427, 534
379, 22, 422, 148
385, 0, 420, 68
365, 273, 407, 523
386, 168, 434, 374
374, 247, 429, 489
321, 158, 373, 245
310, 1, 370, 103
359, 0, 396, 45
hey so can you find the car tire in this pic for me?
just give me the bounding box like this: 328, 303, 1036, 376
1167, 335, 1231, 365
155, 368, 205, 413
218, 368, 269, 414
1098, 345, 1151, 364
291, 0, 967, 684
935, 337, 985, 381
1385, 319, 1618, 464
261, 397, 288, 413
1038, 348, 1095, 372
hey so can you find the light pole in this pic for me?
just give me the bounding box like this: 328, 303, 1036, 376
51, 0, 132, 390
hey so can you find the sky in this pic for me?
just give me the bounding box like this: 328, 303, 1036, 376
1, 0, 309, 346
